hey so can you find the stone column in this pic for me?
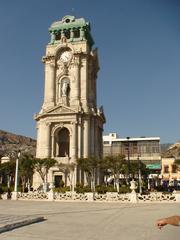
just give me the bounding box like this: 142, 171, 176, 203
83, 119, 89, 158
36, 121, 51, 158
36, 122, 40, 157
46, 123, 51, 157
51, 134, 54, 158
80, 59, 88, 111
94, 120, 98, 156
82, 119, 89, 185
75, 59, 80, 101
61, 29, 65, 40
80, 27, 85, 40
71, 57, 80, 106
90, 117, 95, 155
43, 60, 55, 109
71, 122, 77, 162
50, 31, 55, 44
78, 121, 82, 158
70, 28, 74, 40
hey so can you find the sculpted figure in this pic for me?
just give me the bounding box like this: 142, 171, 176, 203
62, 81, 68, 96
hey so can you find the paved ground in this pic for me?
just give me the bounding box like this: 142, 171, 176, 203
0, 214, 44, 233
0, 200, 179, 240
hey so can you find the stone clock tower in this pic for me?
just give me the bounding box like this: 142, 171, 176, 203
34, 16, 105, 188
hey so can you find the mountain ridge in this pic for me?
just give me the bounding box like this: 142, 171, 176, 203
162, 141, 180, 158
0, 129, 36, 158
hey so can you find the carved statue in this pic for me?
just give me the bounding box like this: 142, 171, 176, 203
62, 81, 68, 96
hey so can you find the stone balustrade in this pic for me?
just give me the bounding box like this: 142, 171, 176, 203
14, 191, 178, 203
138, 192, 176, 202
18, 191, 48, 200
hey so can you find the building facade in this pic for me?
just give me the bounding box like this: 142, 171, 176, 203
34, 16, 105, 188
103, 133, 161, 167
161, 158, 180, 181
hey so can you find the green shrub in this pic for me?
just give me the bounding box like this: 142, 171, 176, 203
95, 185, 117, 194
106, 185, 117, 192
154, 185, 164, 192
118, 185, 130, 194
53, 186, 70, 193
0, 185, 14, 193
95, 185, 107, 194
75, 183, 91, 193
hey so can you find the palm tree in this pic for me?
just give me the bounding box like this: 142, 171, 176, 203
19, 154, 34, 192
57, 162, 76, 192
0, 160, 16, 189
101, 155, 126, 192
77, 157, 100, 192
33, 158, 57, 192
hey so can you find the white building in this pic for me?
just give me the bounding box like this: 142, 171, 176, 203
103, 133, 161, 165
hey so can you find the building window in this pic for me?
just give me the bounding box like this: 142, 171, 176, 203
104, 141, 109, 144
74, 28, 80, 38
172, 164, 176, 173
65, 29, 70, 39
55, 31, 61, 41
112, 141, 121, 145
164, 165, 169, 173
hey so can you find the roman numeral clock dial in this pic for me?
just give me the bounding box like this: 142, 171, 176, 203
60, 51, 72, 63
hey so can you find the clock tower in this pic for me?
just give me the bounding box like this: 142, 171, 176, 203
34, 16, 105, 188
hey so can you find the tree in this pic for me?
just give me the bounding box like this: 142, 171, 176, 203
19, 154, 34, 192
77, 157, 100, 192
33, 158, 57, 192
101, 155, 126, 192
57, 162, 76, 192
0, 160, 16, 189
128, 161, 148, 179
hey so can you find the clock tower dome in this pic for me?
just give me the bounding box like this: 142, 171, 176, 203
34, 16, 105, 188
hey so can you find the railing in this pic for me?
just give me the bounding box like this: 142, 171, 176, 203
14, 191, 177, 203
17, 191, 48, 200
137, 192, 176, 202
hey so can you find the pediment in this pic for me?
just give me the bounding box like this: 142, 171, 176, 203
46, 105, 76, 114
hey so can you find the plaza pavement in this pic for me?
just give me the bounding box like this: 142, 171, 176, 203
0, 214, 44, 233
0, 200, 179, 240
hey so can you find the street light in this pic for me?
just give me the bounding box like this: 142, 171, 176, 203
12, 150, 21, 200
126, 137, 130, 184
137, 154, 142, 194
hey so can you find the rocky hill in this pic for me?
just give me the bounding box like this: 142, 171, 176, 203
162, 141, 180, 158
161, 143, 173, 155
0, 130, 36, 158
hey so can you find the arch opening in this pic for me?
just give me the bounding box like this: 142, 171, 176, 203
56, 128, 70, 157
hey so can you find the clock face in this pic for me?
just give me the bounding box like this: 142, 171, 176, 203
60, 51, 72, 63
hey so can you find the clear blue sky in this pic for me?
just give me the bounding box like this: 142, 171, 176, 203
0, 0, 180, 144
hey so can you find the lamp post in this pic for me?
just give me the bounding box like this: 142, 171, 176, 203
126, 137, 130, 184
12, 150, 21, 200
137, 154, 142, 194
